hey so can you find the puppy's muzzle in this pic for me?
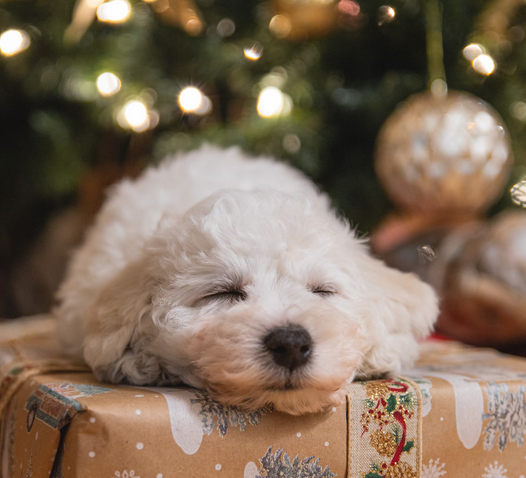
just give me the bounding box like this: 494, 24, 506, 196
264, 324, 313, 372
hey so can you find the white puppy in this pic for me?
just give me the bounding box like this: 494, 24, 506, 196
56, 145, 438, 415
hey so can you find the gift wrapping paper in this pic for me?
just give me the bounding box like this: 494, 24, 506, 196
2, 316, 526, 477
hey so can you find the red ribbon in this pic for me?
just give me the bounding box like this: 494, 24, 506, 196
386, 380, 408, 394
390, 410, 407, 466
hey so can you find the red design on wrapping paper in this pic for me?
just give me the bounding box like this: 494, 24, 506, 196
360, 379, 417, 478
391, 410, 406, 465
386, 381, 409, 394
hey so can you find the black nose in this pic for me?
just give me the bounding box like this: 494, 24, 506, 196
264, 324, 313, 372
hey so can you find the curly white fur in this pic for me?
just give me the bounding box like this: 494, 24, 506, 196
56, 145, 438, 415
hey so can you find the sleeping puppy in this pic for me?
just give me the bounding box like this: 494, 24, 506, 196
56, 145, 438, 415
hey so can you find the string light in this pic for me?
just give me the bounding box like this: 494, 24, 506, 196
96, 72, 121, 96
0, 29, 30, 56
244, 41, 263, 61
123, 100, 148, 128
117, 99, 158, 132
463, 43, 484, 61
178, 87, 203, 112
269, 15, 291, 38
185, 18, 203, 36
217, 18, 235, 38
194, 95, 212, 115
257, 87, 293, 118
378, 6, 395, 25
283, 134, 301, 153
462, 43, 495, 76
97, 0, 132, 24
472, 54, 495, 75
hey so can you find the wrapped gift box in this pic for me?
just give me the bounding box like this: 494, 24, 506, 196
2, 316, 526, 477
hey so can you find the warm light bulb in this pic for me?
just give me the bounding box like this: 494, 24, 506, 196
463, 43, 484, 61
178, 87, 203, 112
97, 0, 132, 23
269, 15, 291, 38
472, 54, 495, 75
257, 87, 284, 118
0, 29, 30, 56
123, 100, 148, 130
96, 72, 121, 96
378, 5, 395, 25
244, 41, 263, 61
185, 18, 203, 36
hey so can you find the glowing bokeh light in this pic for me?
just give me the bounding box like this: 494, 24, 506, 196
511, 180, 526, 207
178, 87, 203, 112
193, 95, 212, 115
217, 18, 235, 37
123, 100, 148, 127
269, 15, 291, 38
185, 18, 203, 36
338, 0, 360, 16
117, 100, 156, 132
283, 134, 301, 153
511, 101, 526, 121
463, 43, 484, 61
378, 5, 395, 25
257, 86, 285, 118
0, 29, 30, 56
96, 72, 121, 97
97, 0, 132, 23
472, 54, 495, 75
244, 41, 263, 60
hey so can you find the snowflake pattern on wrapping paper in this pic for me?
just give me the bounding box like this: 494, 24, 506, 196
256, 447, 336, 478
189, 390, 273, 437
483, 382, 526, 452
113, 471, 139, 478
422, 458, 446, 478
482, 461, 507, 478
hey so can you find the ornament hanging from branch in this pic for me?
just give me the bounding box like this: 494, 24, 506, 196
375, 91, 512, 217
374, 0, 513, 219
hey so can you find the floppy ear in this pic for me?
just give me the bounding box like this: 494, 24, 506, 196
82, 258, 162, 385
356, 253, 439, 378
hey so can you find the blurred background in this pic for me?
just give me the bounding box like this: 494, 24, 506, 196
0, 0, 525, 350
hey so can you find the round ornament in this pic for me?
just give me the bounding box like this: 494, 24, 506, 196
375, 91, 513, 217
271, 0, 338, 40
430, 211, 526, 346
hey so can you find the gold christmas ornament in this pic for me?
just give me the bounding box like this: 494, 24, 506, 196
271, 0, 338, 40
375, 91, 513, 217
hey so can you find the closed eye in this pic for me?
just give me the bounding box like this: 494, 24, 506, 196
203, 289, 247, 303
310, 285, 336, 297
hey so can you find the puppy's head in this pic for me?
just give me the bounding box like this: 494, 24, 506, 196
83, 189, 438, 415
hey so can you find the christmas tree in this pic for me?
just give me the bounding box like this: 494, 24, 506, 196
0, 0, 525, 317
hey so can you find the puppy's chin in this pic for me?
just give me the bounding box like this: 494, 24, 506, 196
205, 381, 349, 415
